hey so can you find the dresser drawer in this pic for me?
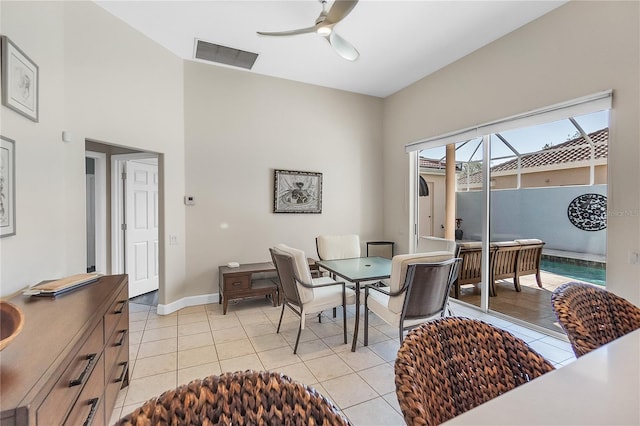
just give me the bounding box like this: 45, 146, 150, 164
64, 354, 105, 426
104, 341, 129, 421
224, 274, 251, 292
105, 311, 129, 380
104, 287, 128, 339
37, 321, 103, 425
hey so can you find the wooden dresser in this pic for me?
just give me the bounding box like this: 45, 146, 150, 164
0, 274, 130, 426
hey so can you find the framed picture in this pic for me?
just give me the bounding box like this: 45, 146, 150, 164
274, 169, 322, 214
1, 36, 39, 122
1, 136, 16, 237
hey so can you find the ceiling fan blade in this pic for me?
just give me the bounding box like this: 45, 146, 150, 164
257, 26, 316, 37
328, 31, 359, 61
325, 0, 359, 25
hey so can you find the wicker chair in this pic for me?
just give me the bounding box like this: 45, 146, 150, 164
395, 317, 555, 426
117, 370, 350, 425
551, 282, 640, 357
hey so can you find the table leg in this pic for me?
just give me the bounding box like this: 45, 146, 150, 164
351, 282, 360, 352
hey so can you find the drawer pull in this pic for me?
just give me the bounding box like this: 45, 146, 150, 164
232, 281, 242, 286
116, 361, 129, 383
69, 353, 97, 387
114, 300, 127, 314
115, 329, 127, 347
83, 397, 100, 426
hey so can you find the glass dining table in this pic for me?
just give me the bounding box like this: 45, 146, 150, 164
316, 256, 392, 352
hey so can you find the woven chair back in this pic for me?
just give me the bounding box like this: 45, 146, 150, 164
117, 370, 350, 425
395, 317, 554, 426
551, 281, 640, 357
402, 258, 460, 320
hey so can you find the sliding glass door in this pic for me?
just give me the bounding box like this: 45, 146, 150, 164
411, 92, 611, 332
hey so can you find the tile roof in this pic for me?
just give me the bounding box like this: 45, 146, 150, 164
458, 127, 608, 185
419, 157, 462, 171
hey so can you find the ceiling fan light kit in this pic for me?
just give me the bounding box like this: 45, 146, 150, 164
257, 0, 360, 61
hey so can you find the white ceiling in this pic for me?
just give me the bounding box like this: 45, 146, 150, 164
95, 0, 566, 98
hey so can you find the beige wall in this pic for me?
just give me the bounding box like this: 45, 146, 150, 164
183, 62, 384, 297
0, 1, 186, 303
488, 164, 608, 189
383, 1, 639, 303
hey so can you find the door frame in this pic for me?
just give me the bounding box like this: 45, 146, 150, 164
111, 153, 159, 275
85, 151, 107, 274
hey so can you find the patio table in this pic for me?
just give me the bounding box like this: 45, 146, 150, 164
316, 256, 391, 352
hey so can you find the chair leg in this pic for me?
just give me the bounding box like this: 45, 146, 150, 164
364, 307, 369, 346
342, 295, 347, 345
318, 312, 322, 323
398, 321, 404, 345
276, 303, 286, 334
333, 307, 337, 318
293, 321, 302, 354
536, 271, 543, 288
514, 274, 522, 292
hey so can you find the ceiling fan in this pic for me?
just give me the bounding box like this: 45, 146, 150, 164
257, 0, 360, 61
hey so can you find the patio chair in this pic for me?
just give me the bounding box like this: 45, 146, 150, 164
417, 236, 457, 254
363, 252, 458, 345
316, 234, 361, 261
270, 244, 356, 353
490, 241, 521, 296
514, 238, 545, 289
551, 282, 640, 357
117, 370, 349, 425
395, 317, 555, 426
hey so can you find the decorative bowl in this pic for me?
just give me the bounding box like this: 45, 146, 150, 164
0, 301, 24, 351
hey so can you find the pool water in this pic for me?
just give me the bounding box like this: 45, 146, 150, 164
540, 258, 606, 286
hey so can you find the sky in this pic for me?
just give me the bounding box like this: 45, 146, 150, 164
420, 109, 609, 164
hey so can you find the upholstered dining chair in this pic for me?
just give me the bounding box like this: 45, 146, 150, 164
316, 234, 361, 261
551, 281, 640, 357
395, 317, 555, 426
363, 252, 459, 345
117, 370, 350, 425
270, 244, 356, 353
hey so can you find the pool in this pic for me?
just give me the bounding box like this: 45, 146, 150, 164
540, 257, 606, 286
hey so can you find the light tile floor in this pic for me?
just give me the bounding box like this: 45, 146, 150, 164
110, 299, 576, 425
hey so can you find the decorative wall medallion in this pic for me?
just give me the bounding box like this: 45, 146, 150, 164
567, 193, 607, 231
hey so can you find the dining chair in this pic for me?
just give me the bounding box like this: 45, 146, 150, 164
316, 234, 361, 261
270, 244, 356, 353
117, 370, 350, 425
363, 252, 458, 345
551, 281, 640, 357
395, 317, 555, 426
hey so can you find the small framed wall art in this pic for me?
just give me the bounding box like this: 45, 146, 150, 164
1, 36, 39, 122
273, 169, 322, 214
1, 136, 16, 237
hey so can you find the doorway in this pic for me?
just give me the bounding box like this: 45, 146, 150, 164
85, 151, 107, 274
112, 154, 159, 298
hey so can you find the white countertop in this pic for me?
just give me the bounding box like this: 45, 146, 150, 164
443, 328, 640, 425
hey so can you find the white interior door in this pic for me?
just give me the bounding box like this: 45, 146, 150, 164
126, 160, 159, 297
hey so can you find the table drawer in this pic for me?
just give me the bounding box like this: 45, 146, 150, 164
224, 274, 251, 292
64, 354, 105, 426
37, 321, 103, 425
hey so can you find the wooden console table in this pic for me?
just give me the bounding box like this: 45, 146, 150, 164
218, 259, 319, 315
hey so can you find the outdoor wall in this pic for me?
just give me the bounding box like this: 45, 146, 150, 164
183, 62, 384, 298
0, 1, 186, 303
490, 164, 608, 189
383, 1, 639, 303
457, 185, 607, 255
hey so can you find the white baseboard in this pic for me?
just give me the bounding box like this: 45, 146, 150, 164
156, 293, 219, 315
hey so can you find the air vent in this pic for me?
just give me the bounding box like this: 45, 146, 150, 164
194, 39, 258, 70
